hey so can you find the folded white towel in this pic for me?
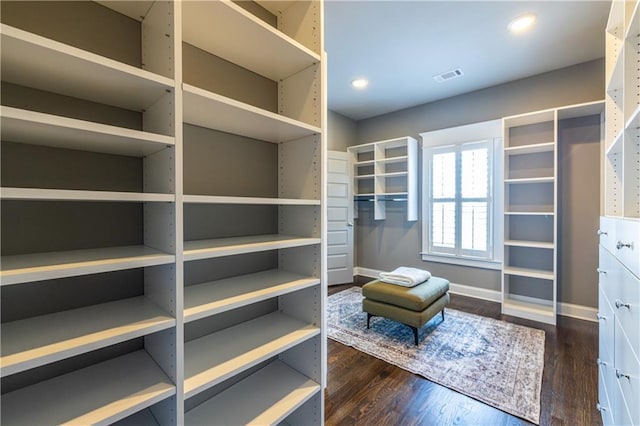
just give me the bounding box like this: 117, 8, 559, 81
379, 267, 431, 287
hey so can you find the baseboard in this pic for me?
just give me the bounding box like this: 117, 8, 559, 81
353, 267, 597, 323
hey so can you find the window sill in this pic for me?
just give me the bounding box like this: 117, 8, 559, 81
419, 253, 502, 270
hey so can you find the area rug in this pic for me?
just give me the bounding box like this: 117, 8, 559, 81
327, 287, 545, 424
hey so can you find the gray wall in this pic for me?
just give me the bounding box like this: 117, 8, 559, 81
350, 59, 604, 307
327, 110, 357, 151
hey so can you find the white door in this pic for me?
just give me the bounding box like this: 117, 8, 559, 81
327, 151, 354, 285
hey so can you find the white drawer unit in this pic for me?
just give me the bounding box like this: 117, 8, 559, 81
598, 215, 640, 426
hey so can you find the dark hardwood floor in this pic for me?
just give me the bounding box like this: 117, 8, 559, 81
325, 279, 600, 426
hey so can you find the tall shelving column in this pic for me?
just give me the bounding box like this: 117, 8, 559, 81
0, 1, 181, 424
501, 109, 558, 325
180, 1, 325, 424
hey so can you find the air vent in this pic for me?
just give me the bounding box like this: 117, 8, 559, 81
433, 68, 464, 83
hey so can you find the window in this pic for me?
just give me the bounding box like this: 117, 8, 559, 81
420, 120, 502, 269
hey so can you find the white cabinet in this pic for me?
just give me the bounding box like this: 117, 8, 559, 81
348, 136, 418, 221
0, 1, 325, 424
501, 102, 604, 325
599, 2, 640, 425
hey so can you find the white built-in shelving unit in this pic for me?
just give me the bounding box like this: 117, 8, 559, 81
0, 1, 325, 424
348, 136, 418, 221
501, 101, 604, 325
597, 2, 640, 425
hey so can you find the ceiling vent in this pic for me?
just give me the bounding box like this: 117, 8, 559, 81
433, 68, 464, 83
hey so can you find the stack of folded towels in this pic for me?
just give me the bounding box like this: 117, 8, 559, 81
379, 266, 431, 287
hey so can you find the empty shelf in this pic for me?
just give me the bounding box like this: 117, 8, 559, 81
1, 245, 175, 286
184, 269, 320, 323
504, 142, 555, 155
112, 409, 159, 426
1, 297, 175, 377
504, 177, 554, 184
184, 311, 319, 398
182, 1, 319, 81
504, 211, 555, 216
1, 187, 174, 203
183, 235, 320, 262
183, 84, 320, 143
0, 107, 174, 157
355, 174, 375, 180
1, 350, 175, 425
503, 266, 554, 280
378, 171, 408, 178
0, 24, 173, 111
504, 240, 555, 249
502, 298, 555, 324
183, 195, 319, 206
377, 155, 408, 165
185, 360, 320, 426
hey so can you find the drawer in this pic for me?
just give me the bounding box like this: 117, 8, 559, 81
598, 361, 616, 426
599, 216, 618, 256
599, 284, 615, 363
615, 218, 640, 278
612, 377, 634, 426
614, 266, 640, 357
598, 245, 619, 303
614, 322, 640, 426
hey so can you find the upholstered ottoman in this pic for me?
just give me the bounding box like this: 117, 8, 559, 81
362, 277, 450, 345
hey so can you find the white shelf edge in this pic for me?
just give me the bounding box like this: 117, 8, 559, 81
182, 1, 320, 82
354, 160, 375, 166
504, 211, 555, 216
0, 106, 174, 157
184, 311, 320, 398
184, 360, 320, 426
1, 24, 174, 111
504, 142, 555, 155
504, 177, 554, 184
625, 104, 640, 130
1, 297, 175, 377
378, 172, 408, 178
184, 270, 320, 323
503, 266, 554, 280
624, 0, 640, 40
377, 155, 409, 164
502, 299, 555, 324
183, 84, 320, 144
1, 350, 176, 425
606, 129, 625, 156
1, 245, 176, 286
1, 187, 174, 203
504, 240, 555, 249
183, 235, 320, 262
183, 195, 319, 206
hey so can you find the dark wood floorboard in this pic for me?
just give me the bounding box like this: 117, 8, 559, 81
325, 280, 600, 426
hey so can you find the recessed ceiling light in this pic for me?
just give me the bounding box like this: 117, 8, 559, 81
351, 78, 369, 89
508, 13, 537, 34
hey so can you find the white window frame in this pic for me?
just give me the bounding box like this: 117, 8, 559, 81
420, 120, 503, 270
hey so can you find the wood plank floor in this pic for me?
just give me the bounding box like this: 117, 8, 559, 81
326, 280, 601, 426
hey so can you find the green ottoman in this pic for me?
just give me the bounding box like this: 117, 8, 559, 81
362, 277, 450, 345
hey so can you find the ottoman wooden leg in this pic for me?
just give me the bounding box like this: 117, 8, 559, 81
410, 326, 419, 346
441, 310, 445, 322
367, 313, 373, 329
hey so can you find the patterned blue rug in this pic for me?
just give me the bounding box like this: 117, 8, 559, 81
327, 287, 545, 424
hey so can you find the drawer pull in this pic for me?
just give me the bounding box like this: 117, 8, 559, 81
597, 268, 607, 274
615, 299, 631, 310
615, 369, 630, 380
597, 358, 607, 366
596, 313, 607, 320
597, 229, 608, 236
596, 402, 607, 412
616, 240, 633, 250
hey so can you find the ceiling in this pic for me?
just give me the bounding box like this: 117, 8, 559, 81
324, 1, 611, 121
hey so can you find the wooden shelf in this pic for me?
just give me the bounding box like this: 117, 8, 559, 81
184, 311, 319, 398
1, 187, 174, 203
185, 360, 320, 426
503, 266, 554, 280
183, 235, 320, 262
377, 156, 408, 165
183, 84, 320, 143
0, 106, 174, 157
504, 240, 555, 249
1, 245, 175, 286
1, 350, 175, 425
1, 297, 175, 377
0, 24, 173, 111
504, 177, 554, 184
184, 269, 320, 323
182, 1, 320, 81
183, 195, 319, 206
504, 142, 555, 155
502, 298, 555, 324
